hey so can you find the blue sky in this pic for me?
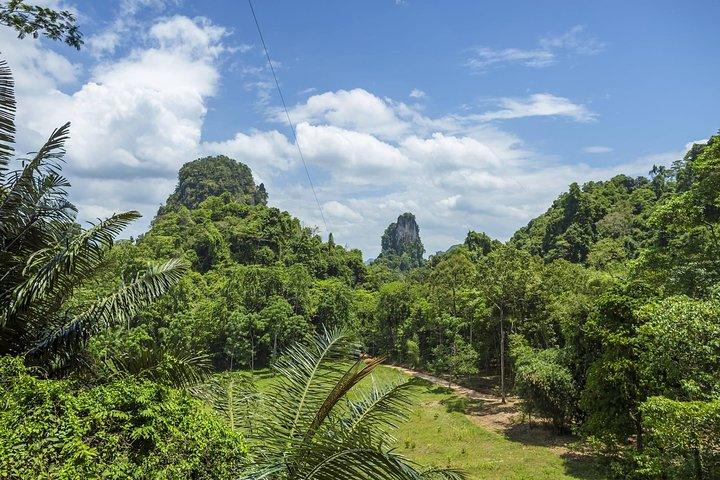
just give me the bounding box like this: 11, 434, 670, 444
4, 0, 719, 257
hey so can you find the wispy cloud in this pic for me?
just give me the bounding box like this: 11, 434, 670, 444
539, 25, 605, 55
582, 145, 613, 154
409, 88, 426, 98
479, 93, 597, 122
465, 25, 605, 73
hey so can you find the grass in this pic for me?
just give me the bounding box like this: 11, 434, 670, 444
368, 366, 605, 480
244, 364, 605, 480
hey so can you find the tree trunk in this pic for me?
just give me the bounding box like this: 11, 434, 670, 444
500, 308, 506, 404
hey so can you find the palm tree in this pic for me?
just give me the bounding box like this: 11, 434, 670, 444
239, 327, 466, 480
0, 58, 185, 374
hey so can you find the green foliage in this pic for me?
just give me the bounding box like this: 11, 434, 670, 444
0, 357, 248, 479
639, 397, 720, 479
636, 296, 720, 400
637, 136, 720, 296
463, 230, 501, 257
510, 335, 576, 431
0, 0, 83, 49
162, 155, 268, 211
511, 174, 665, 264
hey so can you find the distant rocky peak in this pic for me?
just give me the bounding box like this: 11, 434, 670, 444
378, 212, 425, 270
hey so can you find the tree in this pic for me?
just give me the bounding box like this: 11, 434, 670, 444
510, 335, 576, 431
476, 245, 540, 403
446, 336, 479, 385
0, 0, 83, 48
429, 249, 476, 317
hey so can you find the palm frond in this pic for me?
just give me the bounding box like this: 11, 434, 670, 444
242, 328, 468, 480
26, 258, 187, 366
340, 377, 414, 445
0, 59, 15, 177
103, 343, 211, 388
265, 326, 358, 443
296, 448, 464, 480
0, 122, 70, 224
4, 211, 142, 327
304, 356, 385, 441
192, 372, 259, 431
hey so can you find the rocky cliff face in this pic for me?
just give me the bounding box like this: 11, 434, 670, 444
161, 155, 268, 213
377, 212, 425, 270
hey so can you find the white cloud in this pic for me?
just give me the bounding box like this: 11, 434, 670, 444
479, 93, 596, 122
582, 145, 613, 154
4, 17, 683, 258
465, 47, 555, 71
409, 88, 426, 98
324, 201, 363, 223
278, 89, 410, 140
465, 25, 604, 73
5, 15, 234, 233
87, 0, 173, 57
539, 25, 605, 56
296, 123, 415, 184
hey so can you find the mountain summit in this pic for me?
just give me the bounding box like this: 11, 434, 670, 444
376, 212, 425, 270
161, 155, 268, 212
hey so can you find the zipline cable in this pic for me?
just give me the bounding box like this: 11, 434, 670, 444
247, 0, 329, 234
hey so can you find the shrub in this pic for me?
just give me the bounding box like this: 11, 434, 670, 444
510, 335, 576, 431
0, 357, 248, 479
639, 396, 720, 480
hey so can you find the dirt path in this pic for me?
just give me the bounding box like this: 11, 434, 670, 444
384, 364, 520, 432
384, 363, 579, 454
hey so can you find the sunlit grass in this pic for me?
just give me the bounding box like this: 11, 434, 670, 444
246, 364, 604, 479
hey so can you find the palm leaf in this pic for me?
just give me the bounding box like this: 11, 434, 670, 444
192, 372, 260, 431
304, 356, 385, 441
4, 211, 142, 327
0, 122, 70, 226
103, 343, 212, 388
26, 258, 187, 367
340, 377, 414, 445
241, 329, 467, 480
0, 58, 15, 177
264, 326, 357, 444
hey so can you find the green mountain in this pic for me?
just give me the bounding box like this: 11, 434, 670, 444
509, 171, 674, 266
161, 155, 268, 213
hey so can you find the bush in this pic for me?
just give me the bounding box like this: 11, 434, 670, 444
639, 396, 720, 479
0, 357, 248, 479
510, 335, 576, 431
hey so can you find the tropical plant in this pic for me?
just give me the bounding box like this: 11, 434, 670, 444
0, 0, 83, 48
100, 342, 212, 389
0, 356, 248, 479
0, 58, 185, 374
241, 327, 465, 480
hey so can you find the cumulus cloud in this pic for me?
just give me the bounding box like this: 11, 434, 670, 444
5, 15, 280, 236
465, 25, 605, 73
278, 89, 410, 141
87, 0, 173, 57
324, 201, 363, 223
5, 17, 680, 258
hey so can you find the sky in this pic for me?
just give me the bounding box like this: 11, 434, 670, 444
3, 0, 719, 258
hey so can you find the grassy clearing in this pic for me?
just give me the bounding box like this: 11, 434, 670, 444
366, 366, 605, 480
245, 365, 604, 480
